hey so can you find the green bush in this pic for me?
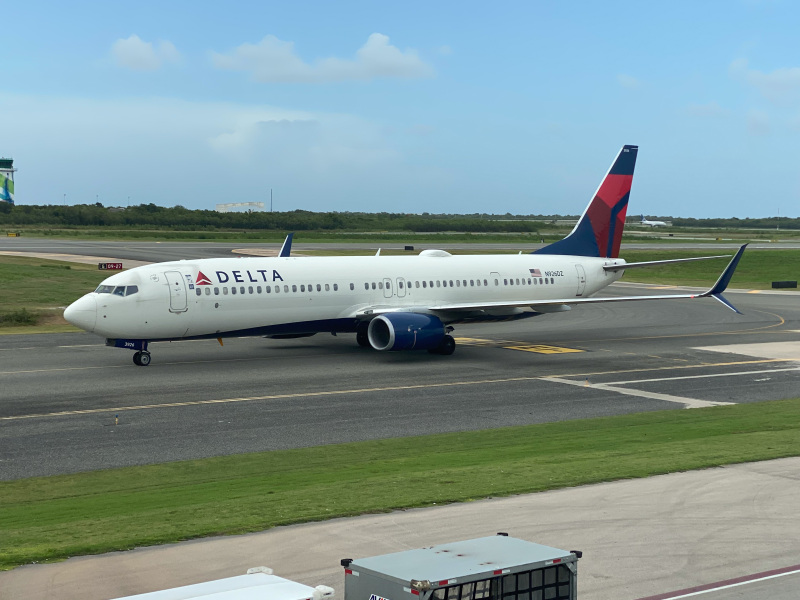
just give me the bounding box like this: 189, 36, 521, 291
0, 308, 40, 326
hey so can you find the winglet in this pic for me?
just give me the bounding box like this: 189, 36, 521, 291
698, 244, 747, 313
279, 233, 294, 257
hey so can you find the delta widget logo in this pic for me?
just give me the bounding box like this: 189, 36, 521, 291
195, 271, 213, 285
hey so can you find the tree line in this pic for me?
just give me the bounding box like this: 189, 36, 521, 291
1, 202, 798, 231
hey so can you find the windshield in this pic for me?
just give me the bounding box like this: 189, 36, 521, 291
95, 285, 138, 296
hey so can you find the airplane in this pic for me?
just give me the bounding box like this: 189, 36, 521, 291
640, 214, 667, 227
64, 145, 747, 366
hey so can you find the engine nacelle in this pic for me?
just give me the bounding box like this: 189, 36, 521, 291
367, 313, 445, 351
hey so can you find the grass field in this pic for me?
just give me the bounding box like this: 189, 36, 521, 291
1, 398, 799, 570
0, 255, 109, 334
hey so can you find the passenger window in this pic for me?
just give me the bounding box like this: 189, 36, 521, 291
195, 288, 202, 296
205, 287, 210, 295
387, 282, 391, 289
449, 280, 454, 287
551, 278, 555, 284
292, 285, 297, 292
223, 287, 229, 295
257, 286, 262, 293
372, 282, 376, 290
399, 281, 404, 289
284, 285, 289, 293
470, 280, 474, 286
463, 280, 467, 287
415, 281, 420, 288
379, 282, 383, 290
266, 285, 271, 293
300, 285, 305, 292
456, 280, 460, 287
214, 287, 220, 295
516, 278, 520, 285
504, 279, 508, 285
232, 287, 237, 295
484, 279, 488, 286
249, 286, 254, 294
422, 281, 427, 288
365, 283, 369, 290
335, 284, 338, 291
274, 286, 280, 293
429, 281, 433, 288
494, 279, 499, 286
442, 281, 447, 287
333, 283, 338, 291
436, 281, 440, 287
316, 284, 321, 292
534, 278, 538, 285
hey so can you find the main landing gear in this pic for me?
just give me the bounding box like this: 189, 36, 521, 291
428, 334, 456, 356
133, 350, 152, 366
356, 322, 370, 348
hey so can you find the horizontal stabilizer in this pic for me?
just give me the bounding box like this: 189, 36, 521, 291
603, 254, 731, 272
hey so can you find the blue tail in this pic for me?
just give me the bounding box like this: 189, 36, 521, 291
535, 145, 638, 258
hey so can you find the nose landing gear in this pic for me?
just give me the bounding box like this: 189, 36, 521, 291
133, 351, 152, 366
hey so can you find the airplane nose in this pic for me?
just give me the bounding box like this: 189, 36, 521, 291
64, 295, 97, 332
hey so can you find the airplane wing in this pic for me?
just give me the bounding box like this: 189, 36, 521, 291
356, 244, 748, 318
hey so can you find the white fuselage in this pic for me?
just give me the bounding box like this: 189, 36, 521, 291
68, 252, 626, 341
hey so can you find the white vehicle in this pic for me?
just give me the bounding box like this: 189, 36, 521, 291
640, 214, 667, 227
111, 567, 334, 600
65, 145, 746, 366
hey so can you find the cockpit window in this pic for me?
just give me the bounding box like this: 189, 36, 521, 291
95, 285, 138, 296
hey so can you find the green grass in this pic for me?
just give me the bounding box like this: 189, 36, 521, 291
0, 255, 109, 332
2, 398, 800, 570
617, 249, 799, 288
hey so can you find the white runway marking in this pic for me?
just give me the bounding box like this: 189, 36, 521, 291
544, 377, 731, 409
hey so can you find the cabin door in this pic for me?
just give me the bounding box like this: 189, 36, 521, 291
575, 264, 586, 297
396, 277, 407, 298
164, 271, 189, 312
383, 278, 393, 298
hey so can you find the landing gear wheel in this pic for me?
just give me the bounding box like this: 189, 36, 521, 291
429, 334, 456, 356
133, 351, 152, 366
356, 323, 370, 348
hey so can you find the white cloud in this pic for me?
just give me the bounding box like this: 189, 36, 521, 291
746, 109, 771, 135
686, 101, 730, 118
0, 92, 444, 211
111, 35, 181, 71
730, 58, 800, 103
211, 33, 434, 83
616, 74, 640, 89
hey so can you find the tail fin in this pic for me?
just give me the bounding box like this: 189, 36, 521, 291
535, 145, 637, 258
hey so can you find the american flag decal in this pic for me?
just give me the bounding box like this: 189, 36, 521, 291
530, 268, 542, 277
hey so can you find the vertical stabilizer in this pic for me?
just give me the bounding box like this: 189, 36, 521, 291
535, 145, 637, 258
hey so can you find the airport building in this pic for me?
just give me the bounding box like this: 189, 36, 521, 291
0, 158, 15, 204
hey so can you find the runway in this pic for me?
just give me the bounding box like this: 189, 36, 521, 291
2, 287, 798, 481
2, 235, 800, 263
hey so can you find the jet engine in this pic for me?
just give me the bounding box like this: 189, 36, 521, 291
367, 313, 446, 351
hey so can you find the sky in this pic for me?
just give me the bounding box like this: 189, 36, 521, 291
2, 0, 799, 218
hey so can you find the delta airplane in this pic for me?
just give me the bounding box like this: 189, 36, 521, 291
64, 145, 747, 366
640, 214, 667, 227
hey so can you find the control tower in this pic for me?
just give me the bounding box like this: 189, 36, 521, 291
0, 158, 15, 204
